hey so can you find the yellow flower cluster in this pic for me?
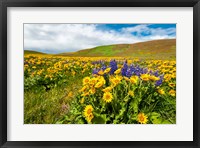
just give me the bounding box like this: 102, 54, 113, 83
80, 76, 106, 97
140, 74, 160, 82
110, 75, 122, 87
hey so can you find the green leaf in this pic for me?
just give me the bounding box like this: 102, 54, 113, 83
151, 118, 162, 124
150, 112, 160, 118
56, 121, 64, 124
150, 112, 162, 124
113, 119, 120, 124
162, 120, 171, 124
92, 113, 107, 124
130, 100, 138, 114
115, 107, 126, 120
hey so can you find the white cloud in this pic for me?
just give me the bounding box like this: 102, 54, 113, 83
121, 24, 176, 37
24, 24, 176, 53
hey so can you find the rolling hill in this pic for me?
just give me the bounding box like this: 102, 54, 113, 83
24, 50, 46, 55
58, 39, 176, 60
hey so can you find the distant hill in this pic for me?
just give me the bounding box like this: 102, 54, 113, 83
58, 39, 176, 60
24, 50, 46, 55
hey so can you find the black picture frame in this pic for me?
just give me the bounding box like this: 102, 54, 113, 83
0, 0, 200, 148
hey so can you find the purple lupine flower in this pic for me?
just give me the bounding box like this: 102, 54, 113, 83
123, 65, 136, 78
134, 66, 141, 76
126, 69, 132, 78
92, 60, 105, 65
110, 60, 118, 74
92, 68, 99, 75
155, 75, 164, 86
142, 68, 148, 74
101, 65, 107, 71
121, 61, 128, 76
154, 71, 159, 77
129, 65, 135, 73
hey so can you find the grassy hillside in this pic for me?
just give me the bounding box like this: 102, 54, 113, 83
59, 39, 176, 60
24, 50, 46, 55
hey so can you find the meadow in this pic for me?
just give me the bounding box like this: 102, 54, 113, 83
24, 53, 176, 124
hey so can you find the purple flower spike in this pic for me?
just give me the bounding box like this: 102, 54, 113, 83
110, 60, 118, 74
126, 69, 132, 78
101, 65, 107, 71
121, 61, 128, 76
92, 68, 99, 75
154, 71, 159, 77
155, 75, 164, 86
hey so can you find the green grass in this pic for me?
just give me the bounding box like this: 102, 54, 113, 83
24, 75, 83, 124
87, 45, 122, 56
24, 86, 66, 124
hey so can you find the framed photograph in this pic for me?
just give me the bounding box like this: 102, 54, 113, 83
0, 0, 199, 147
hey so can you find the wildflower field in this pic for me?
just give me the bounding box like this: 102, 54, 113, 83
24, 54, 176, 124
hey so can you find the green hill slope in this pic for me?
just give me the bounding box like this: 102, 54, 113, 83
59, 39, 176, 60
24, 50, 46, 55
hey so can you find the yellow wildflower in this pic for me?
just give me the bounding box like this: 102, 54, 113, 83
98, 70, 104, 75
102, 86, 113, 93
104, 67, 111, 73
114, 68, 121, 74
168, 83, 176, 88
89, 87, 96, 94
111, 76, 122, 86
84, 105, 94, 122
81, 92, 89, 97
80, 98, 85, 104
98, 76, 106, 84
124, 76, 130, 81
130, 75, 138, 84
103, 92, 113, 103
86, 113, 94, 123
158, 89, 165, 95
128, 91, 134, 97
94, 81, 104, 88
164, 74, 172, 82
140, 74, 150, 81
137, 113, 148, 124
89, 77, 98, 86
149, 75, 160, 81
79, 86, 87, 93
83, 77, 90, 85
169, 90, 176, 96
84, 105, 93, 117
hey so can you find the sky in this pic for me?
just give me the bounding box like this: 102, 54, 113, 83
24, 24, 176, 54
